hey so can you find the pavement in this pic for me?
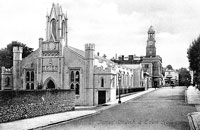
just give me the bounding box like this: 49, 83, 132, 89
0, 88, 155, 130
186, 86, 200, 130
43, 86, 194, 130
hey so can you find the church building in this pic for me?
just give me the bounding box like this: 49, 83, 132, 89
1, 3, 146, 106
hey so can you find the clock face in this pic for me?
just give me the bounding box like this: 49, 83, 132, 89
49, 42, 55, 50
149, 41, 153, 46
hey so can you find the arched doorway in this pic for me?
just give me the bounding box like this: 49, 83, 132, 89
47, 80, 55, 89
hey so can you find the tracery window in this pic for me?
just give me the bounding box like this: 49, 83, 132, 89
26, 70, 34, 90
70, 70, 80, 95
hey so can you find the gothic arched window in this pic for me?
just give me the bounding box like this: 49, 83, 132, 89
25, 70, 34, 90
31, 83, 34, 89
70, 70, 80, 95
51, 19, 57, 40
71, 71, 74, 82
70, 84, 74, 89
31, 71, 34, 81
75, 71, 80, 82
26, 72, 30, 81
5, 77, 10, 86
26, 83, 30, 89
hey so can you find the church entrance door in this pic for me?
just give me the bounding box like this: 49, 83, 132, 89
47, 80, 55, 89
98, 91, 106, 105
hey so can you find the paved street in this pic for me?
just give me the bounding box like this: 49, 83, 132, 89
40, 87, 196, 130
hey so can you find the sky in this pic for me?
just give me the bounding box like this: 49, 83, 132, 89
0, 0, 200, 69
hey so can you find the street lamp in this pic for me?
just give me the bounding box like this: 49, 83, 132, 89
118, 70, 121, 104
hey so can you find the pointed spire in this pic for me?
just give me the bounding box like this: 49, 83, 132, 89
148, 25, 155, 34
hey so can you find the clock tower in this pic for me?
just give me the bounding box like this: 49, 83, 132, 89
146, 26, 156, 57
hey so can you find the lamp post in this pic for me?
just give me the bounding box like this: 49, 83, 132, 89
118, 71, 121, 104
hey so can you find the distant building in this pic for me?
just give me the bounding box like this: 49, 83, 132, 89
164, 69, 179, 86
112, 26, 163, 88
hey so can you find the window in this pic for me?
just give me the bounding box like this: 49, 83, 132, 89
71, 71, 74, 82
75, 84, 79, 95
25, 70, 34, 90
51, 19, 57, 40
101, 78, 104, 87
70, 84, 74, 89
31, 71, 34, 81
5, 77, 10, 86
26, 72, 30, 82
70, 70, 80, 95
75, 71, 80, 82
26, 83, 30, 89
31, 83, 34, 90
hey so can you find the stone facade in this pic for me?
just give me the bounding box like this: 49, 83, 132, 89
0, 90, 75, 123
112, 26, 163, 88
142, 26, 163, 87
1, 3, 148, 106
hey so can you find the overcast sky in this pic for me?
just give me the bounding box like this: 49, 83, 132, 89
0, 0, 200, 69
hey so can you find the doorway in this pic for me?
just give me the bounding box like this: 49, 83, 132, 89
98, 91, 106, 105
47, 80, 55, 89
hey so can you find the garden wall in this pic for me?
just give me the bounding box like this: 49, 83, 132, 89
0, 89, 75, 123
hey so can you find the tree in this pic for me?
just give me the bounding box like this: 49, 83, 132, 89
187, 35, 200, 86
8, 41, 33, 66
0, 41, 33, 89
166, 65, 173, 70
178, 68, 191, 86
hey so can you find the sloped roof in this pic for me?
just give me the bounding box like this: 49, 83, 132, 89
68, 46, 85, 57
21, 49, 39, 67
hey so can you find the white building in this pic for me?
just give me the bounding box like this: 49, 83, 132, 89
164, 69, 179, 86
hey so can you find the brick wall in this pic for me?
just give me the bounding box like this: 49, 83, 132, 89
0, 89, 75, 123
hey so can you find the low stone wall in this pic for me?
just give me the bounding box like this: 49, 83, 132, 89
0, 89, 75, 123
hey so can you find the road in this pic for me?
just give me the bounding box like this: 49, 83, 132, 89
40, 87, 196, 130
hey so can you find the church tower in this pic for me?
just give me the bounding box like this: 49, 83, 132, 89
37, 3, 67, 89
146, 26, 156, 57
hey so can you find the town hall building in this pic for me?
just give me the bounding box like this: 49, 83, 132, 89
112, 26, 163, 88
